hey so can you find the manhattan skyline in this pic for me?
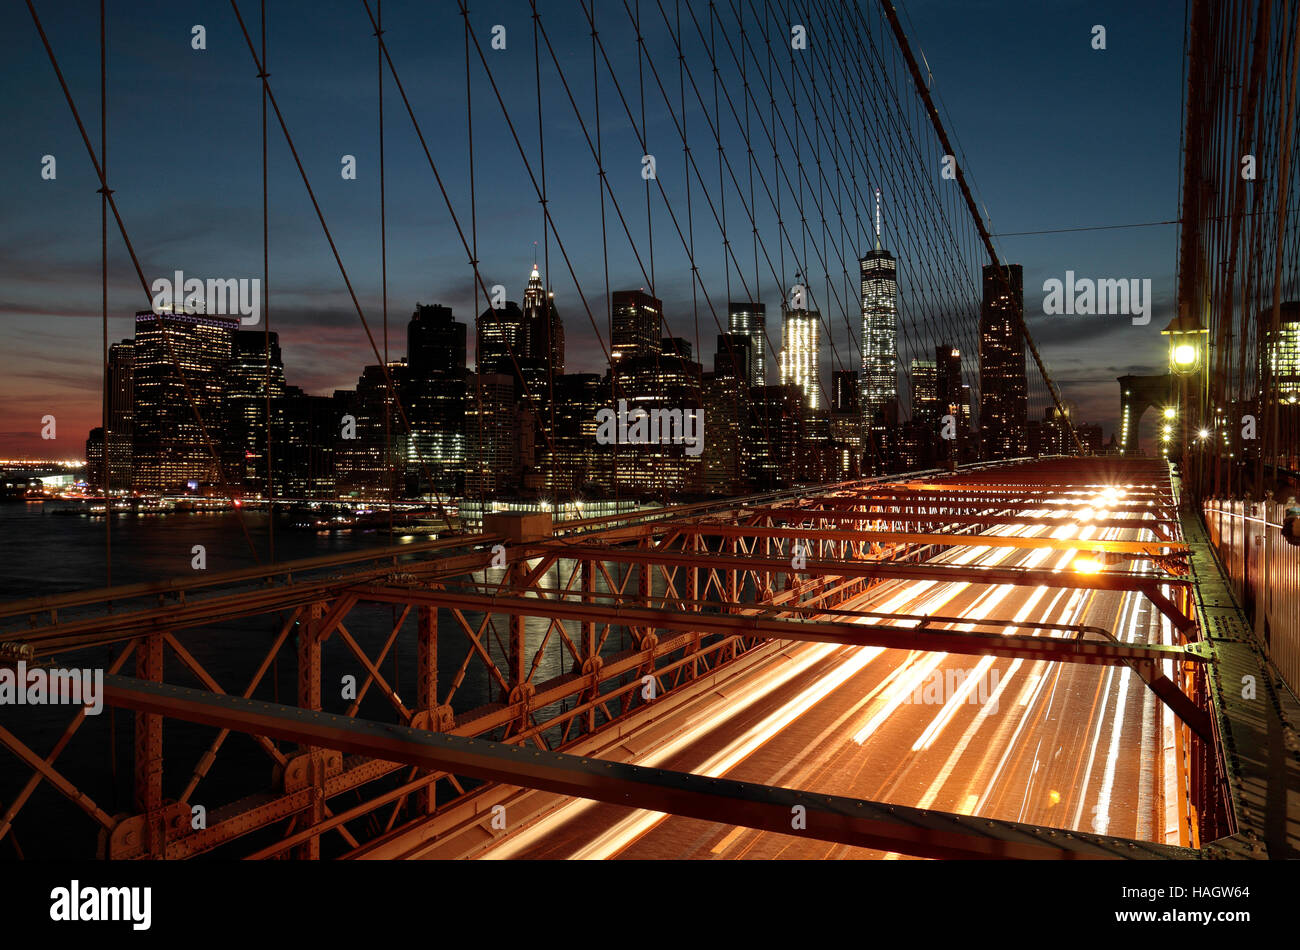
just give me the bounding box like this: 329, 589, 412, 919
1, 0, 1185, 459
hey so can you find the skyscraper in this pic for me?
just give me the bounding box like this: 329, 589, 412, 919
465, 372, 522, 495
611, 290, 663, 364
548, 373, 604, 495
832, 370, 860, 415
520, 264, 564, 378
409, 303, 467, 376
334, 362, 404, 497
932, 344, 971, 462
476, 300, 524, 378
223, 330, 286, 495
727, 301, 767, 388
747, 385, 803, 488
979, 263, 1028, 460
272, 386, 337, 499
704, 371, 747, 495
86, 428, 105, 487
830, 369, 863, 478
406, 305, 469, 496
608, 343, 704, 496
131, 309, 238, 492
1264, 301, 1300, 400
714, 332, 754, 387
780, 306, 820, 409
860, 191, 898, 432
909, 359, 938, 428
104, 339, 134, 491
935, 344, 963, 421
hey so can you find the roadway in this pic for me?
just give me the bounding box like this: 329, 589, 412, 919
472, 483, 1182, 859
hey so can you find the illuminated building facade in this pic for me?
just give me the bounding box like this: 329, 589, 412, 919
978, 263, 1028, 460
609, 346, 704, 496
910, 359, 938, 428
223, 330, 286, 496
1265, 301, 1300, 401
780, 306, 820, 409
465, 372, 522, 495
548, 373, 605, 495
747, 384, 803, 488
476, 300, 525, 379
131, 309, 238, 493
860, 248, 898, 429
830, 369, 862, 478
104, 339, 134, 491
333, 362, 403, 498
611, 290, 662, 364
521, 264, 564, 379
727, 301, 767, 388
406, 304, 468, 495
704, 338, 753, 494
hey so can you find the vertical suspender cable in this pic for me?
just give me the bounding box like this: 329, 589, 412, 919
262, 0, 274, 560
100, 0, 110, 586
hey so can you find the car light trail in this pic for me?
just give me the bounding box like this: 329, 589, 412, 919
481, 487, 1177, 859
568, 643, 888, 859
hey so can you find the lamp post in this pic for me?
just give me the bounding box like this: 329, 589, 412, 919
1162, 303, 1209, 498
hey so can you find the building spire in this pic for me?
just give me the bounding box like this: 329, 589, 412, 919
875, 187, 882, 251
523, 253, 545, 309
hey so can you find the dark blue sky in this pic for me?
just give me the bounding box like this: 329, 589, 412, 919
1, 0, 1186, 457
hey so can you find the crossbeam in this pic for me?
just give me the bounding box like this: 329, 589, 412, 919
518, 544, 1195, 628
100, 675, 1198, 860
349, 586, 1193, 667
676, 523, 1185, 557
348, 585, 1209, 736
754, 510, 1175, 532
523, 545, 1192, 584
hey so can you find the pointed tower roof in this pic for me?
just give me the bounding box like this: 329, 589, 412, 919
523, 262, 546, 309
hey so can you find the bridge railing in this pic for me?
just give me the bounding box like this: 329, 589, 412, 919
1202, 498, 1300, 696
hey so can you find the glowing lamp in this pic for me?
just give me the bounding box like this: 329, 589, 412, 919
1072, 556, 1104, 574
1162, 304, 1208, 376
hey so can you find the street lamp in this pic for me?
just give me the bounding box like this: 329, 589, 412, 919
1162, 304, 1208, 376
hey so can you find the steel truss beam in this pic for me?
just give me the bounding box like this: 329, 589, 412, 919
512, 544, 1197, 630
889, 486, 1171, 496
350, 586, 1190, 666
767, 499, 1176, 518
349, 586, 1210, 738
100, 675, 1198, 860
674, 523, 1186, 557
753, 510, 1175, 534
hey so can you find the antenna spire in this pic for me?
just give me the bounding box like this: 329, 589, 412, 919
875, 187, 882, 251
